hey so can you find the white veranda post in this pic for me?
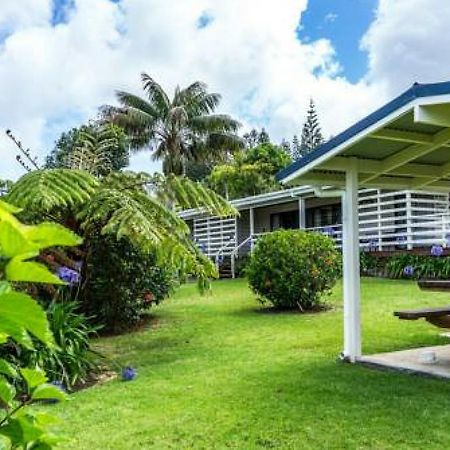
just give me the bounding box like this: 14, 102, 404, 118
342, 162, 361, 362
249, 207, 255, 250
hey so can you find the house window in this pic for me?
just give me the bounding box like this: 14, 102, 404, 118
306, 204, 341, 228
270, 210, 299, 231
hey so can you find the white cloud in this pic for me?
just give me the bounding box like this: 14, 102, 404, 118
361, 0, 450, 95
3, 0, 448, 181
324, 13, 338, 23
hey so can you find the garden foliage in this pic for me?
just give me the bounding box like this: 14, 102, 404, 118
0, 199, 81, 448
83, 233, 173, 333
385, 252, 450, 279
246, 229, 340, 310
7, 300, 101, 391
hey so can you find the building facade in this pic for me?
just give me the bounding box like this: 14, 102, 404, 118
180, 186, 450, 277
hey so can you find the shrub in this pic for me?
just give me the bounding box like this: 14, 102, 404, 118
246, 230, 341, 310
5, 300, 102, 391
82, 233, 174, 333
386, 252, 450, 279
0, 199, 79, 448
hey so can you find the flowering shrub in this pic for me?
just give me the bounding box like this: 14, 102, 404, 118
385, 252, 450, 279
431, 245, 444, 257
403, 265, 414, 277
246, 230, 341, 310
57, 266, 80, 286
121, 366, 137, 381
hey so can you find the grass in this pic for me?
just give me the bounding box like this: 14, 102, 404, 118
53, 277, 450, 449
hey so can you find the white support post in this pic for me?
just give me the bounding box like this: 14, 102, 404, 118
377, 190, 383, 251
406, 192, 413, 250
249, 208, 255, 251
298, 198, 306, 229
342, 162, 362, 362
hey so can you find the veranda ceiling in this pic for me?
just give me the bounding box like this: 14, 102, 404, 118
278, 82, 450, 192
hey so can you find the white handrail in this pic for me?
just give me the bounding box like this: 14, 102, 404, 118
214, 239, 236, 266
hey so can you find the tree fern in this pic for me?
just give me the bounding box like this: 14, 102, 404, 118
6, 169, 235, 289
6, 169, 98, 212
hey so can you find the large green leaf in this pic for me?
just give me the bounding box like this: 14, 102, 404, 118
0, 358, 18, 378
0, 416, 45, 446
5, 256, 64, 285
0, 199, 21, 214
0, 221, 38, 258
24, 222, 82, 248
0, 376, 15, 404
0, 292, 54, 346
32, 384, 67, 402
20, 368, 47, 390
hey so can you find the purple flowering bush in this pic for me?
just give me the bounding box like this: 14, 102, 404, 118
385, 247, 450, 279
57, 266, 80, 286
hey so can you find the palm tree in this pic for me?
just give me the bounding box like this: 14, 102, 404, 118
105, 73, 242, 175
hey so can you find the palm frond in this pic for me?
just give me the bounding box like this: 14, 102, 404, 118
141, 73, 170, 115
116, 91, 159, 119
6, 169, 98, 212
190, 114, 241, 133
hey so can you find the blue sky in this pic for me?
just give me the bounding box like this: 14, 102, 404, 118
0, 0, 447, 181
297, 0, 377, 82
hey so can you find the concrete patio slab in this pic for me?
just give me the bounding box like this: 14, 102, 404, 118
359, 345, 450, 379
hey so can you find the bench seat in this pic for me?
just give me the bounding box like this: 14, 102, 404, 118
394, 306, 450, 328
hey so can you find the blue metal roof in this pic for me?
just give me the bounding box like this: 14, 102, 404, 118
277, 81, 450, 182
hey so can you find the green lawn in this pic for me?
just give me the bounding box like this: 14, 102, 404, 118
54, 278, 450, 449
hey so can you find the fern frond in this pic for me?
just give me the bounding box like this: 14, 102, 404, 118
155, 174, 237, 217
6, 169, 98, 212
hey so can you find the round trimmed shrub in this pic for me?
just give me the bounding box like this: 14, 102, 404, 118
246, 229, 341, 310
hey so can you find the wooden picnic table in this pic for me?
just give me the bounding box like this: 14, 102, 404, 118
394, 280, 450, 329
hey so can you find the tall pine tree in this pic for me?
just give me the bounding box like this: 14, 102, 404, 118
291, 135, 301, 160
299, 99, 324, 158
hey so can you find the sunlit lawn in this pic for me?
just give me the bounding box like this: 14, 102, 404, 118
53, 277, 450, 449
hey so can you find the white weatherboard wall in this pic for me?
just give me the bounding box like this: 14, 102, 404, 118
189, 189, 450, 260
193, 216, 237, 257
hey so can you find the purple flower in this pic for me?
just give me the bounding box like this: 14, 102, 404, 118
323, 226, 336, 237
122, 366, 136, 381
403, 265, 414, 277
431, 245, 444, 257
57, 266, 80, 286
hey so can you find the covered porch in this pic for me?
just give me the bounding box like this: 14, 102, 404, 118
277, 81, 450, 374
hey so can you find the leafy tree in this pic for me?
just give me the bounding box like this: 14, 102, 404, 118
244, 142, 291, 171
184, 160, 214, 182
207, 163, 271, 199
243, 128, 270, 148
257, 128, 270, 145
0, 199, 80, 448
280, 138, 291, 155
46, 123, 129, 176
106, 73, 242, 175
291, 135, 301, 160
207, 143, 292, 199
299, 98, 324, 157
6, 169, 236, 293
